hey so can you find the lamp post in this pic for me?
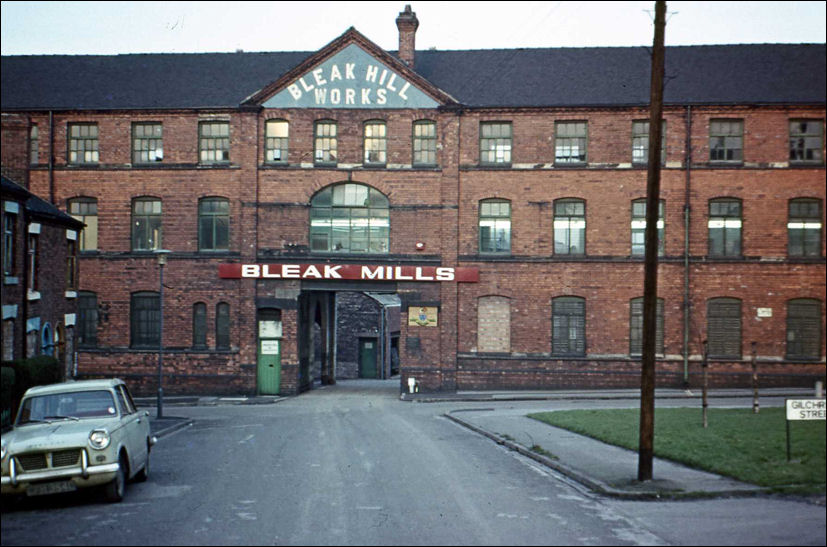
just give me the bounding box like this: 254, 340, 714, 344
155, 249, 171, 418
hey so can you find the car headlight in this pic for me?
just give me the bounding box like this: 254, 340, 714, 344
88, 429, 111, 450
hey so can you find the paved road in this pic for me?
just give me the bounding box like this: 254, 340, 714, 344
2, 381, 824, 546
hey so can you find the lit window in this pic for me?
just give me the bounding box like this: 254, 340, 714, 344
310, 184, 389, 254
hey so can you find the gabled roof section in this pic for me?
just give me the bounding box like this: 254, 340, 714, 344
244, 27, 457, 109
1, 175, 84, 229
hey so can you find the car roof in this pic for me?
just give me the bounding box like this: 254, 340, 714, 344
23, 379, 125, 397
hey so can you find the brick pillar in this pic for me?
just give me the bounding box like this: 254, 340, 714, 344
396, 5, 419, 68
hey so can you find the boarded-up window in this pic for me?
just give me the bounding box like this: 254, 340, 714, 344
786, 299, 821, 360
630, 298, 664, 356
552, 297, 585, 356
707, 298, 741, 359
478, 296, 510, 353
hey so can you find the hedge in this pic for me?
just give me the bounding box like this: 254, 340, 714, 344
1, 356, 62, 427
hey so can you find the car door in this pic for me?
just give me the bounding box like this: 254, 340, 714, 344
115, 385, 148, 476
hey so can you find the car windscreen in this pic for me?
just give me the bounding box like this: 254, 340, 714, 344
17, 390, 118, 425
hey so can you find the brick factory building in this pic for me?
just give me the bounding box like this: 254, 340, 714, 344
1, 6, 824, 396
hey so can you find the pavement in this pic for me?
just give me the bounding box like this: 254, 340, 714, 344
140, 386, 825, 501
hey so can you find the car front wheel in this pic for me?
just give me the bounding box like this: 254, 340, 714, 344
104, 454, 126, 503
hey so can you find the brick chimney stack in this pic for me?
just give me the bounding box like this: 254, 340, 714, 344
396, 4, 419, 68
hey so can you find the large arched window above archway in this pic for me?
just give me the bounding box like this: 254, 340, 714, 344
310, 183, 389, 254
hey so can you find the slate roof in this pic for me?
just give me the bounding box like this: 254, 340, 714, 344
1, 43, 824, 111
1, 175, 85, 229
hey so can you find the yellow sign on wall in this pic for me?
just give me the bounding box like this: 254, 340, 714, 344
408, 306, 438, 327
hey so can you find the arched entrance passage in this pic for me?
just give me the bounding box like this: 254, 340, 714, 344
298, 285, 401, 391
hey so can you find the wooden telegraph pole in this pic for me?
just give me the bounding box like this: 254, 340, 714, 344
638, 0, 667, 482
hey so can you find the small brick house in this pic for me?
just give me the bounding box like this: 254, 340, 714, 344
1, 6, 824, 395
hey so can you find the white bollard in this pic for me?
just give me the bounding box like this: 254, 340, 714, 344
408, 377, 417, 394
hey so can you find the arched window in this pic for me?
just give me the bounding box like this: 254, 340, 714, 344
193, 302, 207, 349
68, 197, 98, 251
310, 183, 389, 254
629, 297, 664, 356
131, 197, 162, 251
41, 322, 53, 356
708, 198, 742, 257
786, 299, 822, 360
707, 297, 741, 359
788, 198, 822, 257
554, 199, 586, 255
131, 291, 160, 348
78, 291, 98, 348
552, 296, 586, 356
216, 302, 230, 350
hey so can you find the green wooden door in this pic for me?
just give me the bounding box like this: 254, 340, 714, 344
257, 313, 282, 395
359, 338, 377, 379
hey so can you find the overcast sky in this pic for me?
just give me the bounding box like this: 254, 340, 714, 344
1, 1, 825, 56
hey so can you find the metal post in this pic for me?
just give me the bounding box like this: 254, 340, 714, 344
702, 340, 709, 429
751, 341, 759, 414
156, 250, 170, 419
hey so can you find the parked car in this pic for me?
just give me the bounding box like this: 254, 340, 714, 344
1, 379, 154, 503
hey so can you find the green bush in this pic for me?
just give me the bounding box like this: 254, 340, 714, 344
2, 356, 61, 426
1, 366, 15, 428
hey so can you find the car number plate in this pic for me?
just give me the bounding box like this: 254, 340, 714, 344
26, 480, 78, 497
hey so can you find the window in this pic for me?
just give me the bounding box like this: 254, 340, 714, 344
66, 239, 77, 290
552, 296, 586, 356
131, 291, 160, 348
193, 302, 207, 349
708, 199, 742, 257
132, 198, 162, 251
631, 199, 665, 256
555, 121, 587, 164
788, 198, 822, 257
77, 291, 98, 348
554, 199, 586, 255
310, 183, 389, 254
630, 297, 664, 356
41, 323, 53, 357
477, 296, 510, 353
199, 121, 230, 163
68, 123, 99, 164
786, 299, 822, 360
216, 302, 230, 349
413, 120, 437, 166
707, 298, 741, 359
632, 120, 666, 165
3, 209, 16, 277
30, 124, 38, 165
198, 198, 230, 252
68, 198, 98, 251
27, 234, 37, 292
314, 120, 338, 165
709, 119, 743, 162
789, 120, 823, 164
480, 122, 512, 165
132, 122, 163, 163
265, 120, 289, 163
363, 121, 387, 166
479, 199, 511, 255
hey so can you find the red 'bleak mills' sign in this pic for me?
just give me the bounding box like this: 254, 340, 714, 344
219, 263, 479, 283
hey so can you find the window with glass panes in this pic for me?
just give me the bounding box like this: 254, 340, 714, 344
709, 119, 743, 162
552, 297, 586, 356
131, 198, 162, 251
364, 121, 387, 166
707, 298, 741, 359
554, 199, 586, 255
27, 234, 37, 292
68, 198, 98, 251
198, 198, 229, 252
131, 292, 160, 348
413, 120, 437, 166
786, 299, 822, 360
629, 297, 664, 356
788, 198, 822, 257
77, 291, 98, 348
310, 184, 389, 254
68, 123, 99, 164
314, 121, 338, 165
199, 121, 230, 163
3, 211, 16, 277
132, 123, 163, 163
480, 122, 512, 165
631, 120, 666, 165
192, 303, 207, 349
30, 124, 38, 165
66, 238, 77, 290
216, 302, 230, 349
708, 199, 742, 257
631, 199, 665, 256
479, 199, 511, 254
555, 121, 587, 164
265, 120, 289, 163
789, 120, 823, 163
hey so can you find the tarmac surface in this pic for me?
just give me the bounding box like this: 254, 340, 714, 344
140, 386, 824, 501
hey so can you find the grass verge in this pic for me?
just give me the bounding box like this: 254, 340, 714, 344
528, 407, 825, 493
